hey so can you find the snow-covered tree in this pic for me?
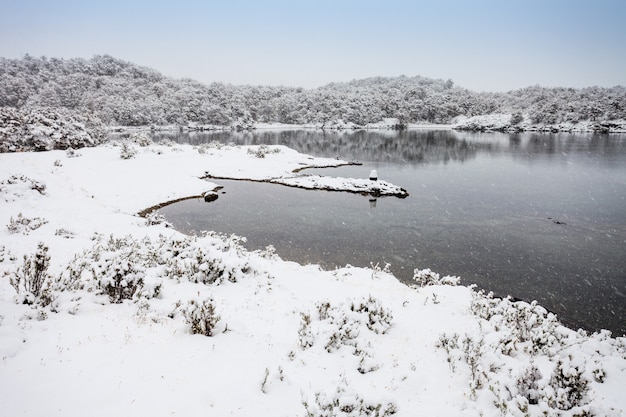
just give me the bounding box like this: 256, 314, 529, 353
1, 55, 624, 130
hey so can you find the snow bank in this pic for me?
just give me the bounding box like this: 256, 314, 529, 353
453, 113, 626, 133
1, 141, 625, 417
274, 175, 408, 198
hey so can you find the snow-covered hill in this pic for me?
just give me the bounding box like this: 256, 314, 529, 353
2, 55, 625, 129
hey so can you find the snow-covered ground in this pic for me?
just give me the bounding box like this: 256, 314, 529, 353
1, 140, 625, 417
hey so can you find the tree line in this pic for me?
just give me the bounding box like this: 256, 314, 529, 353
1, 55, 625, 128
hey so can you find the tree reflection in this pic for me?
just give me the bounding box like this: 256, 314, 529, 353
147, 130, 626, 166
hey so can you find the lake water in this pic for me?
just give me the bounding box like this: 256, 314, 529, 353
156, 129, 626, 336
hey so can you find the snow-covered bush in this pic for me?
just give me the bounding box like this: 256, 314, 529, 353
462, 335, 486, 399
510, 112, 524, 125
144, 211, 172, 228
437, 333, 487, 399
78, 235, 162, 303
350, 296, 393, 334
164, 233, 253, 285
454, 114, 517, 132
324, 318, 361, 354
6, 213, 48, 234
120, 141, 138, 159
182, 298, 221, 337
93, 252, 146, 303
298, 313, 315, 349
54, 228, 75, 239
469, 290, 500, 320
431, 287, 613, 415
316, 301, 332, 320
411, 268, 460, 287
356, 352, 380, 375
247, 144, 280, 158
0, 244, 11, 263
65, 148, 81, 158
470, 290, 563, 355
0, 107, 105, 152
591, 365, 606, 383
255, 244, 278, 260
197, 141, 229, 154
298, 297, 393, 358
488, 356, 592, 414
130, 132, 153, 146
548, 357, 589, 411
438, 334, 463, 377
516, 363, 543, 405
302, 383, 397, 417
54, 251, 91, 293
369, 262, 391, 279
0, 175, 46, 197
166, 247, 243, 284
9, 242, 51, 305
55, 233, 263, 301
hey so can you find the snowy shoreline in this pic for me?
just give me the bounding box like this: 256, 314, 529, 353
107, 117, 626, 135
109, 121, 454, 134
1, 141, 625, 416
452, 114, 626, 134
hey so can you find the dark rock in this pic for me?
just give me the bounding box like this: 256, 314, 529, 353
204, 192, 219, 202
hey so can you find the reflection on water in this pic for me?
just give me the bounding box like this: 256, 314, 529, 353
151, 129, 626, 166
158, 130, 626, 336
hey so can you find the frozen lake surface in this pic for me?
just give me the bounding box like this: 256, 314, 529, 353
158, 129, 626, 335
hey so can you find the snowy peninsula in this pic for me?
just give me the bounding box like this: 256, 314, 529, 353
1, 138, 625, 417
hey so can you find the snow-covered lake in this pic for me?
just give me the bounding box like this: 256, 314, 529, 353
156, 129, 626, 335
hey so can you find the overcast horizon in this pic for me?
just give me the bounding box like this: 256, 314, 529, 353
1, 0, 625, 92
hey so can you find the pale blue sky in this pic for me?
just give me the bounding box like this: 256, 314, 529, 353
1, 0, 625, 91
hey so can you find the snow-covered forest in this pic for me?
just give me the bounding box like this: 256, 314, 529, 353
1, 54, 625, 130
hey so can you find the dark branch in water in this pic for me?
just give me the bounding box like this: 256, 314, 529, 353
292, 161, 362, 173
137, 186, 223, 217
